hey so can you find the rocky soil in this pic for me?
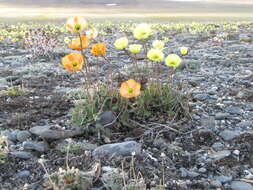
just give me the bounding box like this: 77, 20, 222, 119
0, 23, 253, 190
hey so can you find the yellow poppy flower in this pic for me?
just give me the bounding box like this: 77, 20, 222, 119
114, 37, 128, 50
147, 49, 164, 62
165, 54, 182, 68
129, 44, 142, 54
133, 23, 152, 40
152, 40, 164, 50
180, 47, 188, 55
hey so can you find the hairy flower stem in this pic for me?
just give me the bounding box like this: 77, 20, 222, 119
124, 49, 139, 79
133, 55, 140, 74
78, 33, 93, 100
93, 38, 115, 95
96, 57, 99, 86
100, 55, 116, 103
80, 70, 92, 101
142, 40, 148, 55
147, 62, 152, 85
168, 68, 174, 87
92, 38, 113, 89
101, 54, 110, 64
151, 61, 156, 84
156, 63, 161, 93
78, 33, 91, 74
132, 55, 139, 78
101, 54, 113, 89
108, 65, 113, 91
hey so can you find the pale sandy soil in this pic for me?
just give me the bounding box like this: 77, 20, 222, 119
0, 0, 252, 21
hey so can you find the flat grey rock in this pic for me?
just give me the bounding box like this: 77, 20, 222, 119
16, 131, 31, 142
210, 180, 222, 188
23, 141, 49, 153
1, 130, 17, 142
214, 175, 233, 183
10, 151, 33, 159
16, 170, 31, 179
30, 126, 83, 140
96, 111, 116, 126
215, 113, 230, 120
226, 106, 243, 115
93, 141, 141, 158
231, 181, 253, 190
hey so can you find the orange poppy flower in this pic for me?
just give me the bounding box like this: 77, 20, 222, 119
66, 16, 88, 33
68, 36, 89, 50
91, 43, 107, 56
119, 79, 141, 98
62, 52, 84, 72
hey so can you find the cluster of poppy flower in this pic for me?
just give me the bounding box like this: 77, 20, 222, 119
113, 23, 188, 68
61, 17, 188, 99
114, 23, 188, 98
62, 16, 106, 72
